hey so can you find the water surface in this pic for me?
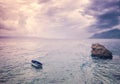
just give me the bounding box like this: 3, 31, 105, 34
0, 38, 120, 84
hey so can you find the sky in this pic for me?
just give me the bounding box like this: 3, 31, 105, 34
0, 0, 120, 39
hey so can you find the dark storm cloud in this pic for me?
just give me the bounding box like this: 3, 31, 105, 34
97, 10, 120, 28
87, 0, 120, 32
90, 0, 120, 11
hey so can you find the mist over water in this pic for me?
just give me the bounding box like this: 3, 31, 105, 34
0, 38, 120, 84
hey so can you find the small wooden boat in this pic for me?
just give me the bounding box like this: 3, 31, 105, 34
31, 60, 42, 69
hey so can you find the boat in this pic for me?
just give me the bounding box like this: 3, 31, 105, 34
31, 60, 43, 69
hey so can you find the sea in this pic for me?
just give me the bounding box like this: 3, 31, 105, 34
0, 38, 120, 84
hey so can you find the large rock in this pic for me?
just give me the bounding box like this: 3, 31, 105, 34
91, 43, 112, 59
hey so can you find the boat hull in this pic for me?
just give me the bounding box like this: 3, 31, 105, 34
31, 60, 43, 69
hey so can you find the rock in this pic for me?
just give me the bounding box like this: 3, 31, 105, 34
91, 43, 112, 59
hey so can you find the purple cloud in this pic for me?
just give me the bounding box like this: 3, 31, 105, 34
87, 0, 120, 32
0, 23, 15, 31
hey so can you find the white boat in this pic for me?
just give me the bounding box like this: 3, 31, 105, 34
31, 60, 42, 69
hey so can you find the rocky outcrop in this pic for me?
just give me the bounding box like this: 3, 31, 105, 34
91, 43, 112, 59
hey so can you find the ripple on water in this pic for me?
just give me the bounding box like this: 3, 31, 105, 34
0, 39, 120, 84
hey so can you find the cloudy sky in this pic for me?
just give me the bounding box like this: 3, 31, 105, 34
0, 0, 120, 39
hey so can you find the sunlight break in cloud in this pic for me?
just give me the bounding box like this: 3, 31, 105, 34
0, 0, 95, 39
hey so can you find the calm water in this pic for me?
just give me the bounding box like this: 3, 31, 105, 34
0, 38, 120, 84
